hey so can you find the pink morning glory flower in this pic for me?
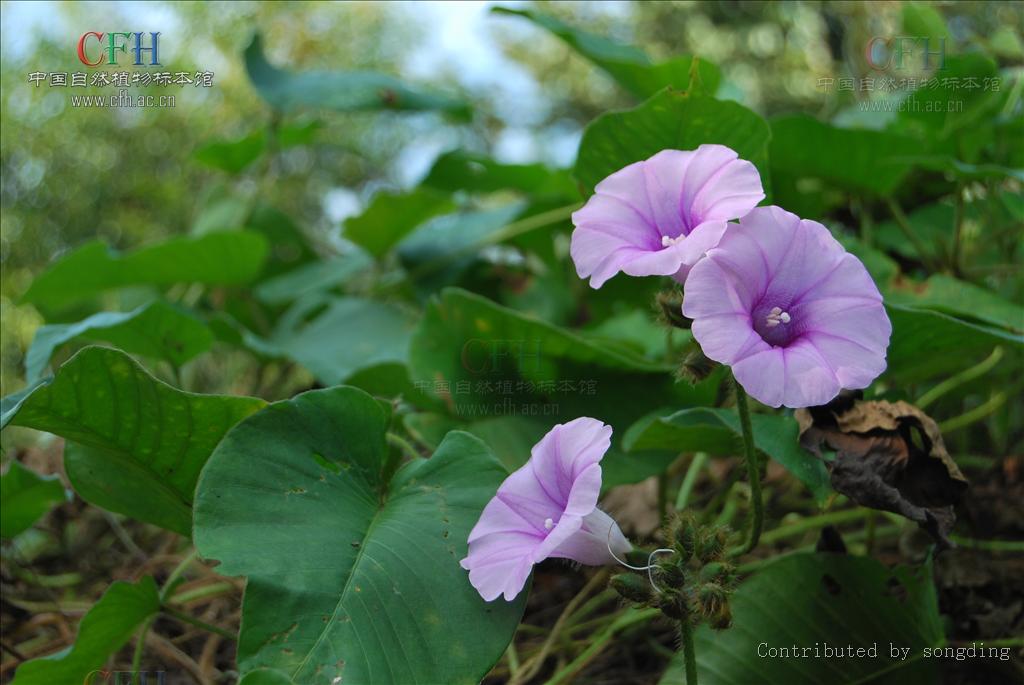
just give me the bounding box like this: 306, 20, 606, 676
460, 417, 631, 602
683, 206, 892, 408
570, 144, 765, 288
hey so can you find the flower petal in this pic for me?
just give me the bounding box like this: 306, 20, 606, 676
551, 508, 632, 565
731, 346, 787, 408
683, 144, 765, 226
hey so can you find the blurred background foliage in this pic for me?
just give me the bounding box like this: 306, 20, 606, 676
1, 0, 1021, 399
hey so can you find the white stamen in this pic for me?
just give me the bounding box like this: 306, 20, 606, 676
544, 517, 554, 530
661, 234, 684, 248
765, 306, 791, 328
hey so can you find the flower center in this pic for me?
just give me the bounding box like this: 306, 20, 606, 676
544, 517, 554, 530
661, 234, 685, 248
764, 306, 791, 327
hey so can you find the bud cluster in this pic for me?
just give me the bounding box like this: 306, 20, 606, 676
610, 513, 737, 631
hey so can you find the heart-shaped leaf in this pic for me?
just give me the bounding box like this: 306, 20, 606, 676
193, 386, 525, 685
1, 346, 265, 534
574, 90, 770, 194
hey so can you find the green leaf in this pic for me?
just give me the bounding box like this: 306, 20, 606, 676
492, 7, 720, 99
770, 115, 917, 195
896, 54, 1002, 139
2, 346, 266, 534
423, 150, 578, 198
22, 232, 269, 312
888, 274, 1024, 333
409, 288, 718, 435
885, 303, 1023, 384
661, 554, 943, 684
193, 387, 525, 685
25, 301, 213, 382
344, 188, 455, 257
11, 576, 160, 685
623, 407, 831, 502
253, 296, 418, 386
254, 253, 374, 305
0, 461, 68, 539
245, 33, 470, 117
396, 203, 526, 290
194, 132, 266, 174
901, 3, 950, 45
574, 90, 770, 194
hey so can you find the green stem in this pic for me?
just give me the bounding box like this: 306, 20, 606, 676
939, 391, 1007, 434
132, 549, 199, 684
675, 452, 708, 511
679, 618, 699, 685
950, 183, 966, 276
917, 347, 1003, 410
161, 605, 236, 640
732, 378, 763, 555
543, 609, 660, 685
949, 535, 1024, 553
885, 197, 939, 272
131, 616, 156, 685
759, 508, 874, 545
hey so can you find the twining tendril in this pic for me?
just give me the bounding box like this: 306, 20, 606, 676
606, 524, 673, 592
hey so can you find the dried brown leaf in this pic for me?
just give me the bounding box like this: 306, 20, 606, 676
795, 391, 967, 549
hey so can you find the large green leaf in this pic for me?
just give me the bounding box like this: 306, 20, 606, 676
661, 554, 943, 684
770, 115, 917, 195
21, 232, 269, 312
885, 303, 1023, 384
245, 33, 469, 117
343, 188, 455, 257
12, 576, 160, 685
574, 90, 770, 194
624, 407, 831, 503
0, 461, 69, 539
409, 288, 719, 437
423, 150, 578, 198
492, 7, 720, 99
24, 301, 213, 382
193, 386, 525, 685
1, 346, 265, 534
251, 296, 418, 386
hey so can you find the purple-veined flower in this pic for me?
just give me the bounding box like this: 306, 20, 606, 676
460, 417, 631, 602
570, 144, 765, 288
683, 205, 891, 408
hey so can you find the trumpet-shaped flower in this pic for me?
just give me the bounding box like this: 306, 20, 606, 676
570, 144, 765, 288
683, 206, 891, 408
460, 417, 631, 602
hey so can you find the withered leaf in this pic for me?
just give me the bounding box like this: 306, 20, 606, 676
795, 391, 967, 550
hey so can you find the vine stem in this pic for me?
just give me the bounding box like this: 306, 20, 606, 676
732, 377, 763, 555
679, 618, 698, 685
132, 550, 199, 684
